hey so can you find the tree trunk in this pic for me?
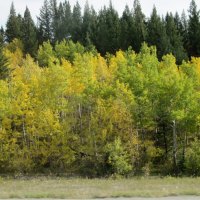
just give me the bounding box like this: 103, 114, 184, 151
172, 120, 178, 175
182, 131, 187, 165
163, 125, 168, 159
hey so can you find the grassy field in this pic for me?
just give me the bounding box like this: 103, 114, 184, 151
0, 176, 200, 199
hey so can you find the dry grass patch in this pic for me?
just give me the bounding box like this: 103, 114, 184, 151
0, 177, 200, 198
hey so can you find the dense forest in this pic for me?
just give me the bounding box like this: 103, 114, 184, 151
1, 0, 200, 62
1, 0, 200, 176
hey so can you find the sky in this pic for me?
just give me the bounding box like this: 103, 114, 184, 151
0, 0, 197, 27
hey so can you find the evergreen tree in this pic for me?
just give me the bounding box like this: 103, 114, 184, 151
119, 5, 134, 50
174, 11, 188, 49
87, 6, 97, 48
132, 0, 147, 52
62, 1, 72, 40
165, 12, 188, 64
5, 2, 22, 42
22, 7, 38, 56
95, 7, 107, 54
82, 1, 90, 45
106, 2, 120, 53
56, 2, 65, 41
179, 11, 189, 55
50, 1, 72, 42
50, 0, 60, 43
180, 11, 189, 52
96, 3, 120, 55
82, 1, 97, 47
174, 12, 182, 31
38, 0, 52, 43
72, 2, 82, 42
188, 0, 200, 57
147, 6, 170, 60
0, 27, 5, 45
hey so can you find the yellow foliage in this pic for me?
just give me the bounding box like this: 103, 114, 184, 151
3, 39, 24, 69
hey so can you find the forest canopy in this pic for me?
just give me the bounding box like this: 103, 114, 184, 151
0, 39, 200, 176
0, 0, 200, 62
1, 0, 200, 176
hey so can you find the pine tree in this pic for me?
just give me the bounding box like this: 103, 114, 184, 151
132, 0, 147, 52
81, 0, 90, 45
96, 2, 120, 55
107, 2, 120, 53
119, 5, 134, 50
38, 0, 52, 43
5, 2, 22, 42
95, 7, 107, 54
62, 1, 72, 40
50, 0, 60, 43
180, 11, 189, 52
0, 27, 5, 45
147, 6, 170, 60
22, 7, 38, 56
174, 12, 182, 31
165, 12, 188, 63
82, 1, 97, 47
72, 2, 82, 42
87, 7, 97, 48
55, 2, 65, 41
188, 0, 200, 57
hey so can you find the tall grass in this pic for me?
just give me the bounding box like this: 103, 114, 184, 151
0, 176, 200, 198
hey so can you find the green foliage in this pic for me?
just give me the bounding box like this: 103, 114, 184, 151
105, 138, 132, 176
55, 40, 85, 62
1, 33, 200, 176
22, 7, 38, 57
0, 44, 9, 80
165, 13, 188, 64
147, 7, 170, 60
3, 38, 24, 69
188, 0, 200, 57
119, 6, 134, 50
71, 2, 82, 42
38, 0, 52, 42
5, 38, 24, 53
37, 40, 57, 67
132, 0, 147, 52
81, 2, 97, 47
5, 2, 22, 43
4, 0, 200, 63
96, 4, 120, 55
185, 139, 200, 175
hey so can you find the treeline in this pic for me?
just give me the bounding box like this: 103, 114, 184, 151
1, 38, 200, 176
1, 0, 200, 177
1, 0, 200, 63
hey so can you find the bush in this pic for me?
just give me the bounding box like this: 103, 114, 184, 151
104, 138, 132, 176
185, 138, 200, 176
